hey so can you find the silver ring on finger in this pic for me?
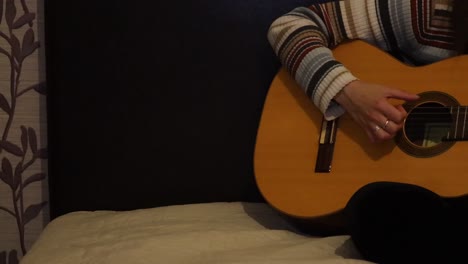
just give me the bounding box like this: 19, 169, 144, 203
375, 125, 382, 132
383, 119, 390, 129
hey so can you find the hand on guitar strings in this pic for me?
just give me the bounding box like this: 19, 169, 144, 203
334, 80, 420, 143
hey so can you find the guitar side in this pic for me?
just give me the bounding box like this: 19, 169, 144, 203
254, 41, 468, 219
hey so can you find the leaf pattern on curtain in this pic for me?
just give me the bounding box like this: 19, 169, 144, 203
0, 0, 47, 261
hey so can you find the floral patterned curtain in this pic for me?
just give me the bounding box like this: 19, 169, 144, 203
0, 0, 48, 262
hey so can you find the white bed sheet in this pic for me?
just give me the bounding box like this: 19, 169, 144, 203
21, 202, 372, 264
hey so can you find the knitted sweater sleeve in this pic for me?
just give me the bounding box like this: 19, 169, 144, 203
267, 0, 455, 120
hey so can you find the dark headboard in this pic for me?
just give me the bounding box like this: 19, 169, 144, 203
45, 0, 323, 218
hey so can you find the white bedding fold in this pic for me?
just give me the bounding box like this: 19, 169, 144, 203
21, 202, 371, 264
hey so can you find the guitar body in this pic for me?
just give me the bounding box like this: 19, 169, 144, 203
255, 41, 468, 221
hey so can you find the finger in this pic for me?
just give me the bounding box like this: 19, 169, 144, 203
368, 123, 393, 142
393, 104, 410, 124
369, 112, 396, 133
367, 110, 399, 134
381, 119, 403, 135
395, 104, 408, 115
365, 129, 377, 143
395, 104, 409, 127
386, 88, 419, 101
353, 114, 379, 143
376, 101, 407, 124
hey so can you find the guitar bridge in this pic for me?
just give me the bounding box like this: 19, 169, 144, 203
315, 118, 338, 173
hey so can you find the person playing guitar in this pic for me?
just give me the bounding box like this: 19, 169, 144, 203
266, 0, 468, 262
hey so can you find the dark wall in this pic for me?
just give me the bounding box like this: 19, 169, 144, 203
45, 0, 321, 218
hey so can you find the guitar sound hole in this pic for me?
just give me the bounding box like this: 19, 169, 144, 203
404, 102, 452, 147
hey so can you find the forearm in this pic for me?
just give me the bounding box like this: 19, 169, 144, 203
267, 3, 369, 120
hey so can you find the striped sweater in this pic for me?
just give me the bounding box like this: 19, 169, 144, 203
268, 0, 457, 120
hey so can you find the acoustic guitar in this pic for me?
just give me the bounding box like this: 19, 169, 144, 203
255, 40, 468, 220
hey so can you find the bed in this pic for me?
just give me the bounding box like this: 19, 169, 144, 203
21, 0, 373, 263
22, 202, 369, 263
